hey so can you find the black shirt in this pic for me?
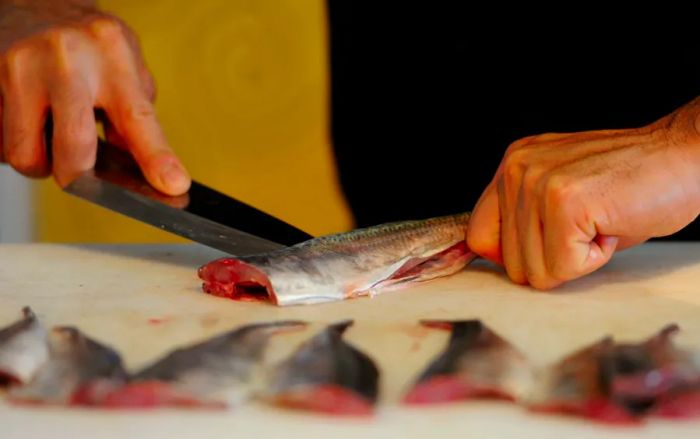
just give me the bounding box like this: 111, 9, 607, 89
327, 3, 700, 239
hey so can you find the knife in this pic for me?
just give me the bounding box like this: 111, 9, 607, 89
62, 140, 314, 256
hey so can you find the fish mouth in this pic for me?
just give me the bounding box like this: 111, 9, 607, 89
198, 258, 278, 305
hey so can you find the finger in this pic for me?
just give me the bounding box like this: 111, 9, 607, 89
616, 236, 648, 251
542, 177, 618, 280
517, 172, 558, 289
3, 81, 49, 178
0, 96, 4, 163
498, 175, 527, 284
104, 78, 190, 195
49, 77, 98, 187
467, 182, 503, 264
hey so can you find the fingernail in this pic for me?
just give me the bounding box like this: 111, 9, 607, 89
159, 162, 190, 194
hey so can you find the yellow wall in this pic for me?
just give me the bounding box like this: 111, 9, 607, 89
35, 0, 352, 242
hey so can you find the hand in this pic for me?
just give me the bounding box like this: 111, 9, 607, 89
0, 0, 190, 194
467, 98, 700, 289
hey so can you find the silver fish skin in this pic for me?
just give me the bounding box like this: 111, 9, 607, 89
266, 320, 380, 415
0, 307, 49, 385
404, 320, 532, 404
199, 212, 474, 306
126, 320, 306, 406
10, 326, 127, 404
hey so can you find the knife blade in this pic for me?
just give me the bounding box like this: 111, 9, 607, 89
63, 141, 313, 256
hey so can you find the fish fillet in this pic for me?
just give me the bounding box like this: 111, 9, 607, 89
403, 320, 532, 405
265, 320, 379, 415
101, 321, 306, 408
199, 212, 474, 306
0, 307, 48, 386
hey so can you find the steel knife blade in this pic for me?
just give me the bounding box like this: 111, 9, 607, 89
63, 141, 313, 256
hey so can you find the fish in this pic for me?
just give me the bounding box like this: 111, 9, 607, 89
265, 320, 380, 415
0, 307, 49, 386
100, 321, 306, 408
526, 336, 632, 423
528, 324, 700, 423
403, 320, 532, 405
198, 212, 474, 306
9, 326, 128, 405
605, 324, 700, 419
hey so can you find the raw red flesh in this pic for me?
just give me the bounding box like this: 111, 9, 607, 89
530, 399, 639, 425
403, 375, 515, 405
272, 384, 374, 416
0, 371, 21, 387
653, 391, 700, 419
198, 259, 277, 304
96, 381, 225, 409
610, 368, 680, 400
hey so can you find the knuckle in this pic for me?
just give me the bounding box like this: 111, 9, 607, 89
502, 149, 530, 185
507, 135, 536, 152
1, 43, 32, 84
532, 132, 561, 142
544, 174, 578, 206
521, 165, 544, 193
43, 28, 79, 52
87, 16, 126, 44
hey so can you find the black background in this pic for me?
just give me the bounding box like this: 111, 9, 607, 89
326, 3, 700, 240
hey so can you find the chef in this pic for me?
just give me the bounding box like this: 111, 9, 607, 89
1, 1, 699, 290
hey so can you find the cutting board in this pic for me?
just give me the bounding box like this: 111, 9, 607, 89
1, 243, 699, 439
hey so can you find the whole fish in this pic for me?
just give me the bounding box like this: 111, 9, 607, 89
101, 321, 306, 408
403, 320, 532, 405
10, 326, 128, 405
0, 307, 49, 386
265, 320, 380, 415
199, 212, 473, 306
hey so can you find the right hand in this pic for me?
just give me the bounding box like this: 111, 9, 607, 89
0, 0, 190, 195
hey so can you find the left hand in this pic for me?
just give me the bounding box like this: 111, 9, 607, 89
467, 98, 700, 289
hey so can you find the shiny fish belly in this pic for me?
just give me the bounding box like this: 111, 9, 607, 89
10, 326, 127, 405
199, 212, 474, 306
0, 307, 48, 386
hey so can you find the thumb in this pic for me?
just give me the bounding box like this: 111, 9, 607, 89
581, 234, 619, 276
467, 183, 503, 265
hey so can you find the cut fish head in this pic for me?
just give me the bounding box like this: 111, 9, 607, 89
0, 306, 49, 386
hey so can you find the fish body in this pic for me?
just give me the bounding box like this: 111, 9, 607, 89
0, 307, 49, 386
266, 321, 380, 415
199, 213, 473, 306
529, 324, 700, 423
403, 320, 532, 404
10, 327, 127, 405
102, 321, 305, 408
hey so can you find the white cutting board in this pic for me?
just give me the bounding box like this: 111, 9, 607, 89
0, 243, 699, 439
